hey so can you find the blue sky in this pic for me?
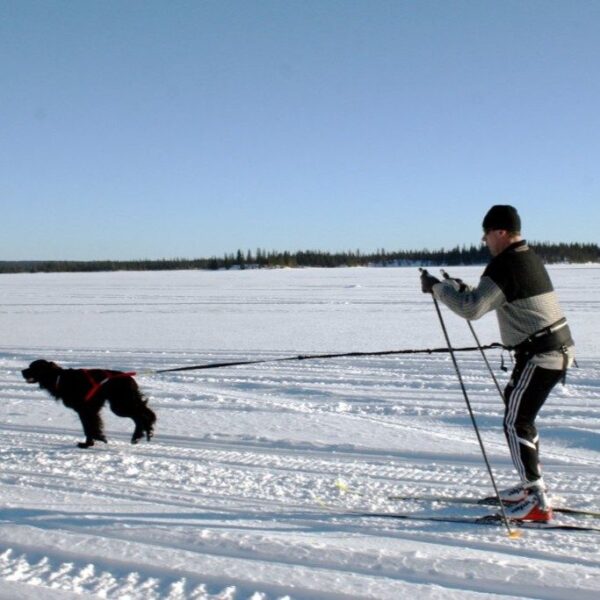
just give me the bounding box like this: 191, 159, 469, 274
2, 0, 599, 260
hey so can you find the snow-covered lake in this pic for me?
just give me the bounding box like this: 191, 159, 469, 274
1, 265, 599, 599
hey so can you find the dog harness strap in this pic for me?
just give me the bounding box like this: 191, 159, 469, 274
83, 370, 137, 402
83, 370, 102, 401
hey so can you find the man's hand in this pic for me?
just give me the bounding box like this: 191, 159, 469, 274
420, 269, 440, 294
441, 270, 467, 292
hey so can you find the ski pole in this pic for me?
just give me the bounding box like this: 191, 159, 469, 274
440, 269, 505, 399
419, 268, 519, 538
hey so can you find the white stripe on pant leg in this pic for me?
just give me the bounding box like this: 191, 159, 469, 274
505, 362, 536, 482
517, 436, 537, 450
506, 362, 535, 430
506, 363, 536, 481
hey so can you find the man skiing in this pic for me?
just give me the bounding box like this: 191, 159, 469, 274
420, 205, 575, 522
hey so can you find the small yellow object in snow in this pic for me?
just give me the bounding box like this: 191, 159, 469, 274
335, 479, 350, 493
508, 529, 523, 539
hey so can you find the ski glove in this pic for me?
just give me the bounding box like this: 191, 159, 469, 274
442, 273, 468, 293
420, 271, 441, 294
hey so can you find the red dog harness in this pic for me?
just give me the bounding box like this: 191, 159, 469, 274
82, 370, 137, 402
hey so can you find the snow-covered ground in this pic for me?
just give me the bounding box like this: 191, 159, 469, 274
0, 265, 599, 599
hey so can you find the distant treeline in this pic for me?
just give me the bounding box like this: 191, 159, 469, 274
1, 243, 598, 273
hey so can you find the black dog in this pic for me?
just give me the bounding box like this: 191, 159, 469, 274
22, 359, 156, 448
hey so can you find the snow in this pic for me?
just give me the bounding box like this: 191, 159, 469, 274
0, 265, 599, 599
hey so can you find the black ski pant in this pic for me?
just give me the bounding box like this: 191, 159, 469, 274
503, 353, 564, 484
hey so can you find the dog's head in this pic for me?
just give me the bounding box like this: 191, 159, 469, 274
22, 359, 62, 387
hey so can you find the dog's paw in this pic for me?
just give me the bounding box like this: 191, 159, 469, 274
132, 425, 154, 444
77, 440, 94, 448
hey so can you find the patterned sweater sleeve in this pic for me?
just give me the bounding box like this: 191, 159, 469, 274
432, 276, 505, 320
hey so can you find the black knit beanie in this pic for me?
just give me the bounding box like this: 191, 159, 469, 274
482, 205, 521, 232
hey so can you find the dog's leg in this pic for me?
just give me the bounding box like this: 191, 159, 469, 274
131, 409, 155, 444
143, 405, 156, 441
77, 409, 107, 448
131, 421, 144, 444
108, 388, 156, 444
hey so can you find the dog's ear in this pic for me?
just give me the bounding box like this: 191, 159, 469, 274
29, 359, 61, 373
39, 360, 61, 370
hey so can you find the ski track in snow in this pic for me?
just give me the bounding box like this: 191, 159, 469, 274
0, 266, 599, 599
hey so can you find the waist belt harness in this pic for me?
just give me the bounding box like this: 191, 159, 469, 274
513, 318, 574, 356
514, 318, 574, 381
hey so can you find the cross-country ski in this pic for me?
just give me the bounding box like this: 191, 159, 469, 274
355, 511, 600, 533
388, 494, 600, 519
